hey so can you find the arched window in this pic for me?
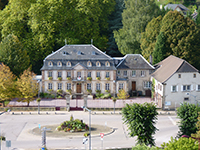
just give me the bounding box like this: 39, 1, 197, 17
105, 61, 110, 67
96, 61, 101, 67
66, 61, 71, 67
87, 61, 92, 67
57, 61, 62, 67
48, 61, 53, 67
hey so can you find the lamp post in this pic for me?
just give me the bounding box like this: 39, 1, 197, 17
81, 106, 91, 150
37, 79, 41, 114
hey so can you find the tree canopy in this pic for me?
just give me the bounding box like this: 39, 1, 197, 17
114, 0, 163, 55
141, 11, 200, 69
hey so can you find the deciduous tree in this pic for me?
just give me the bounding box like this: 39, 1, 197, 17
117, 89, 129, 100
177, 102, 200, 137
114, 0, 162, 55
0, 63, 16, 106
122, 102, 158, 146
16, 68, 38, 106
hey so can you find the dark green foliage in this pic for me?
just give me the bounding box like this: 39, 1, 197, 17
132, 144, 161, 150
177, 102, 200, 137
153, 32, 166, 64
161, 137, 198, 150
114, 0, 163, 55
141, 11, 200, 70
57, 117, 89, 132
122, 102, 158, 146
0, 0, 8, 10
0, 34, 30, 76
195, 8, 200, 25
107, 0, 124, 57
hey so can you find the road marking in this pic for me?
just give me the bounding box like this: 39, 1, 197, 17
168, 116, 176, 125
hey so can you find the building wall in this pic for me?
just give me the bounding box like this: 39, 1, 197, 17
164, 72, 200, 109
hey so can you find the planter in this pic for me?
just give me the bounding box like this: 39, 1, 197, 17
67, 77, 71, 80
57, 77, 62, 81
96, 77, 101, 80
87, 77, 92, 81
66, 89, 72, 95
105, 90, 110, 93
106, 77, 110, 80
48, 77, 53, 80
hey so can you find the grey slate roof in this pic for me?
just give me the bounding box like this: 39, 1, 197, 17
116, 54, 155, 70
151, 55, 199, 83
164, 4, 189, 11
41, 44, 116, 71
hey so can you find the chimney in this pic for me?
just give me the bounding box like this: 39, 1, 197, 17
150, 55, 153, 65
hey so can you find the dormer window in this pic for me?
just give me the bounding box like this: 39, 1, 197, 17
87, 61, 92, 67
92, 51, 96, 55
105, 61, 110, 67
63, 51, 68, 55
77, 51, 82, 55
48, 61, 53, 67
96, 61, 101, 67
66, 61, 71, 67
57, 61, 62, 67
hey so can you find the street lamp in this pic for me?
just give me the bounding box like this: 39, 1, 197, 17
81, 106, 91, 150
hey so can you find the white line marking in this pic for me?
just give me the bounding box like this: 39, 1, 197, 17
168, 116, 176, 125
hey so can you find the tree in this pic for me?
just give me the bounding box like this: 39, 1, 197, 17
122, 102, 158, 146
0, 63, 17, 107
177, 102, 200, 137
114, 0, 162, 55
16, 68, 38, 106
0, 34, 30, 76
195, 8, 200, 25
107, 0, 124, 57
161, 137, 198, 150
117, 89, 129, 100
152, 32, 167, 64
141, 11, 200, 70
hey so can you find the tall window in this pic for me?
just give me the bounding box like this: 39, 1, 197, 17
96, 72, 100, 77
48, 83, 52, 90
48, 71, 52, 77
48, 61, 53, 67
141, 71, 145, 77
58, 72, 62, 77
57, 61, 62, 67
144, 81, 151, 88
119, 83, 123, 90
117, 70, 120, 75
96, 83, 100, 90
132, 70, 136, 77
67, 83, 71, 90
105, 83, 110, 90
123, 71, 127, 76
197, 85, 200, 91
88, 72, 91, 77
87, 83, 91, 90
171, 85, 177, 92
66, 61, 71, 67
67, 72, 71, 77
106, 72, 110, 78
77, 72, 81, 77
58, 83, 62, 90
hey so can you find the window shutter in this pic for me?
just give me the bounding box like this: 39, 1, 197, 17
191, 85, 193, 91
176, 85, 178, 92
181, 85, 183, 91
171, 86, 173, 92
196, 85, 198, 91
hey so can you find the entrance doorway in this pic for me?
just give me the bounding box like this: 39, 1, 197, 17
76, 83, 81, 93
132, 81, 136, 91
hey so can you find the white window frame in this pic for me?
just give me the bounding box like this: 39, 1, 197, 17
87, 72, 91, 77
132, 70, 136, 77
106, 72, 110, 78
182, 85, 191, 92
57, 61, 62, 67
67, 72, 71, 77
96, 61, 101, 67
96, 72, 100, 77
105, 83, 110, 90
67, 83, 71, 90
66, 61, 71, 67
105, 61, 110, 67
87, 83, 91, 90
48, 61, 53, 67
171, 85, 178, 92
58, 71, 62, 77
119, 83, 124, 90
77, 72, 81, 77
141, 71, 145, 77
48, 71, 52, 77
144, 81, 151, 88
196, 85, 200, 91
87, 61, 92, 67
96, 83, 101, 90
48, 83, 52, 90
58, 83, 62, 90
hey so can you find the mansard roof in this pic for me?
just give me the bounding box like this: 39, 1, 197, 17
116, 54, 155, 70
41, 44, 116, 71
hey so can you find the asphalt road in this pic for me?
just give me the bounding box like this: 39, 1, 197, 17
0, 111, 179, 150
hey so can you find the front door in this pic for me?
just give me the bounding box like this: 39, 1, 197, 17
132, 81, 136, 91
77, 83, 81, 93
